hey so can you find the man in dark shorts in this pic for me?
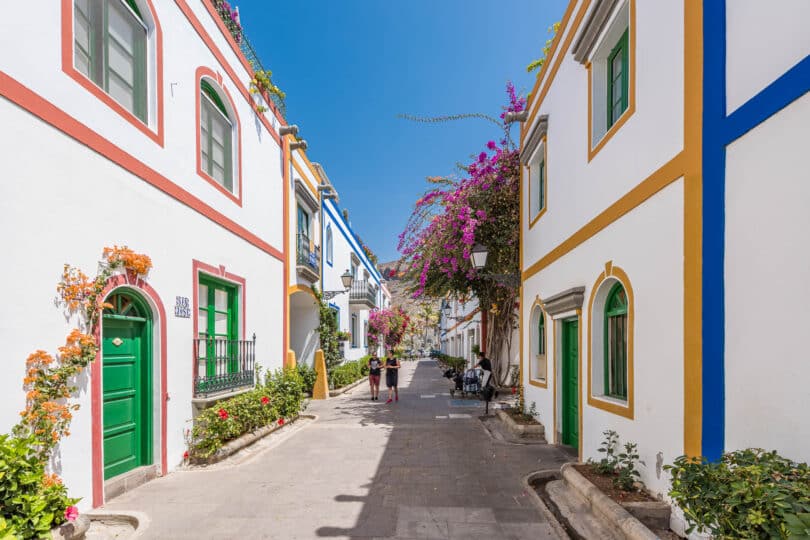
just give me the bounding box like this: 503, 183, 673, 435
385, 352, 401, 404
368, 355, 382, 401
475, 351, 493, 390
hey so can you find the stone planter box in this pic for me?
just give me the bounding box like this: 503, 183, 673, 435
51, 514, 90, 540
329, 376, 368, 397
190, 414, 308, 465
496, 408, 545, 438
561, 463, 670, 540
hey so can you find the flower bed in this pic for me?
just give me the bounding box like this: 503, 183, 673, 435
574, 463, 655, 504
503, 407, 542, 426
187, 367, 305, 460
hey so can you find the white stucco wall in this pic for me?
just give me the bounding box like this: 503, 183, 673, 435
521, 0, 684, 270
523, 179, 684, 497
0, 0, 287, 508
725, 1, 810, 114
724, 94, 810, 464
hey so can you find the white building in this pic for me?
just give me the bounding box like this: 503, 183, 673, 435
0, 0, 382, 511
439, 298, 482, 367
518, 0, 810, 508
321, 199, 385, 361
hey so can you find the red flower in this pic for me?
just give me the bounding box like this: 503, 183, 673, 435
261, 396, 270, 405
218, 408, 229, 420
277, 418, 285, 426
183, 450, 189, 459
65, 506, 79, 522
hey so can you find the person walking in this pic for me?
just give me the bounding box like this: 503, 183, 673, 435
475, 350, 493, 391
384, 352, 401, 404
368, 354, 382, 401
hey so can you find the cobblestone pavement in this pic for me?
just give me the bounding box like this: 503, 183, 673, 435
102, 359, 571, 539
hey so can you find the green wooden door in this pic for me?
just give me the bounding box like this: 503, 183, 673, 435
562, 319, 579, 449
102, 293, 152, 479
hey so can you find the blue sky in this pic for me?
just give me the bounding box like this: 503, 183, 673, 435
236, 0, 568, 263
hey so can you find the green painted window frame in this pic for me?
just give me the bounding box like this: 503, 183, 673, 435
606, 29, 629, 129
603, 282, 628, 399
73, 0, 147, 122
198, 274, 239, 376
200, 82, 234, 192
538, 157, 546, 213
538, 312, 546, 356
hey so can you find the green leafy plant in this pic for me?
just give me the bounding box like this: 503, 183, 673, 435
665, 449, 810, 539
297, 363, 317, 395
0, 434, 79, 539
313, 288, 342, 376
527, 22, 561, 73
189, 367, 304, 459
329, 358, 370, 389
249, 69, 285, 113
527, 401, 538, 418
615, 442, 643, 492
591, 429, 620, 475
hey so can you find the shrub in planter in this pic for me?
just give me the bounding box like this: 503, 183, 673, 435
0, 434, 79, 539
666, 448, 810, 539
297, 363, 317, 394
265, 367, 304, 418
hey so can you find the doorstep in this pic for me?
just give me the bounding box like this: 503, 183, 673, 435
105, 464, 159, 502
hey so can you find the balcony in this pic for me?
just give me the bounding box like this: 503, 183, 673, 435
193, 335, 256, 397
349, 280, 377, 308
296, 234, 320, 282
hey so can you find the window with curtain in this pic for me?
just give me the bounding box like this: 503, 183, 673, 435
200, 80, 234, 192
604, 282, 628, 399
73, 0, 148, 121
326, 226, 334, 265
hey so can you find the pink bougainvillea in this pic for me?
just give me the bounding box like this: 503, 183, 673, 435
368, 307, 411, 352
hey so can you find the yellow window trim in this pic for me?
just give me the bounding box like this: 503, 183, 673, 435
587, 0, 636, 162
527, 136, 549, 229
586, 261, 634, 419
528, 296, 549, 388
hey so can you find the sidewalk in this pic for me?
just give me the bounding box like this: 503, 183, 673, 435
102, 359, 571, 539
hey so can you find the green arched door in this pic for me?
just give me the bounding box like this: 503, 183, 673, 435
102, 291, 153, 479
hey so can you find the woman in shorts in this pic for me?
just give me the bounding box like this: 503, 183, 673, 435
368, 354, 382, 401
385, 352, 401, 404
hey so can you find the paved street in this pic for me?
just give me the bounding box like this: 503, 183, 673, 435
103, 359, 571, 539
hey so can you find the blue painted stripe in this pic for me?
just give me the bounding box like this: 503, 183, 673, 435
701, 0, 726, 461
322, 200, 382, 283
723, 55, 810, 144
701, 2, 809, 461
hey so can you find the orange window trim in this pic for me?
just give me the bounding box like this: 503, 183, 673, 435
195, 67, 243, 207
60, 0, 165, 146
0, 71, 284, 262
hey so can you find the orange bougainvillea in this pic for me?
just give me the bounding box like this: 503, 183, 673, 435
15, 246, 152, 461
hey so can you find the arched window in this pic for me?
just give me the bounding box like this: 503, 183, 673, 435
200, 79, 234, 192
326, 225, 333, 265
73, 0, 148, 121
604, 282, 628, 399
530, 305, 547, 382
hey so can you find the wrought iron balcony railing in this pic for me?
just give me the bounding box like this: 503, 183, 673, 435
194, 334, 256, 397
208, 0, 286, 117
296, 234, 320, 279
349, 280, 377, 308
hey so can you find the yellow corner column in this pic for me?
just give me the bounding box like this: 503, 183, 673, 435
286, 349, 297, 369
312, 349, 329, 400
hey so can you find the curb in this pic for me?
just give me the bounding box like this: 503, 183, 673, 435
522, 470, 570, 540
191, 414, 313, 466
561, 463, 658, 540
496, 408, 546, 438
329, 376, 369, 397
50, 514, 90, 540
84, 510, 151, 540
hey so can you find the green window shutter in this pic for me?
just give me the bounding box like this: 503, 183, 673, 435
538, 159, 546, 212
200, 84, 235, 192
538, 313, 545, 355
198, 275, 239, 376
201, 80, 229, 116
124, 0, 143, 19
607, 29, 629, 129
603, 283, 628, 399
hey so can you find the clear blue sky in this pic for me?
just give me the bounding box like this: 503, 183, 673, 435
236, 0, 568, 263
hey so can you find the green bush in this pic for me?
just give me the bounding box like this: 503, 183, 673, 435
330, 358, 370, 389
435, 353, 466, 372
297, 363, 317, 394
0, 434, 79, 539
666, 448, 810, 539
189, 367, 305, 459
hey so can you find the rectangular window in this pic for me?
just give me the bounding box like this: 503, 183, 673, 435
607, 29, 629, 129
198, 275, 238, 376
351, 314, 358, 348
200, 95, 233, 192
538, 158, 546, 213
73, 0, 147, 122
364, 321, 368, 348
606, 314, 628, 398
